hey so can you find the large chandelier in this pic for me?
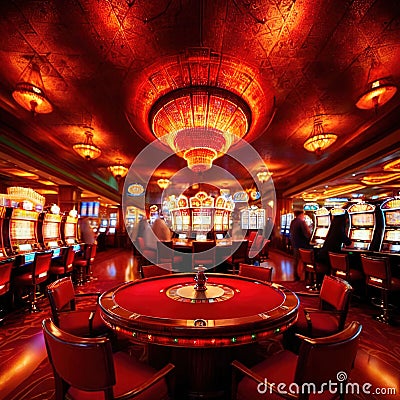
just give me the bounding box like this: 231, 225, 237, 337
303, 115, 337, 156
73, 129, 101, 160
108, 159, 128, 180
12, 62, 53, 114
157, 178, 171, 189
150, 87, 251, 173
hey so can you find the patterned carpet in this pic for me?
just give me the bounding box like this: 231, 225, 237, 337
0, 267, 399, 399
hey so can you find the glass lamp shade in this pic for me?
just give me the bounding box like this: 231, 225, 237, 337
108, 164, 128, 179
157, 178, 171, 189
150, 87, 251, 172
12, 62, 53, 114
356, 79, 397, 110
303, 117, 337, 155
257, 171, 272, 182
73, 131, 101, 160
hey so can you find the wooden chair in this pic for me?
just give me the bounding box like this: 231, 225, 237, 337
226, 240, 249, 274
328, 252, 364, 284
360, 254, 400, 324
50, 246, 75, 280
13, 250, 53, 312
73, 243, 96, 285
238, 263, 272, 283
47, 276, 109, 337
42, 318, 175, 400
232, 321, 362, 400
298, 248, 328, 292
0, 260, 13, 324
137, 236, 157, 266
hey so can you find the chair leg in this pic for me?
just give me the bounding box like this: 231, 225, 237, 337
29, 285, 42, 313
374, 289, 392, 325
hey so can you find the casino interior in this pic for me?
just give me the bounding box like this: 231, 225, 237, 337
0, 0, 400, 399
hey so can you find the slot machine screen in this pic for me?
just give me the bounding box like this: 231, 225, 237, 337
98, 227, 106, 233
350, 229, 372, 241
216, 233, 224, 240
11, 220, 35, 240
65, 223, 76, 238
316, 216, 330, 227
108, 227, 116, 234
43, 222, 59, 239
385, 211, 400, 226
384, 230, 400, 242
315, 227, 329, 238
351, 213, 374, 226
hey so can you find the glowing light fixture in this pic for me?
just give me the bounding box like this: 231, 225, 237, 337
361, 173, 400, 185
303, 115, 337, 156
108, 159, 128, 180
12, 62, 53, 114
257, 170, 273, 183
157, 178, 171, 189
321, 184, 365, 198
73, 129, 101, 160
150, 87, 251, 173
383, 158, 400, 172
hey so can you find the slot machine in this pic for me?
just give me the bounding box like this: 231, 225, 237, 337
171, 195, 190, 235
4, 207, 40, 266
190, 192, 214, 238
214, 196, 226, 233
37, 205, 63, 258
0, 206, 14, 263
347, 203, 378, 251
310, 207, 331, 246
61, 213, 81, 252
379, 197, 400, 253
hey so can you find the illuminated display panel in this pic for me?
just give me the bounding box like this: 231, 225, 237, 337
385, 211, 400, 226
351, 213, 374, 226
64, 223, 76, 238
315, 227, 329, 238
43, 222, 59, 240
384, 230, 400, 242
11, 220, 35, 240
316, 216, 330, 226
350, 229, 372, 241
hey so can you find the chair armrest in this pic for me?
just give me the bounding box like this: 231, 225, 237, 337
303, 308, 341, 335
231, 360, 298, 400
117, 363, 175, 400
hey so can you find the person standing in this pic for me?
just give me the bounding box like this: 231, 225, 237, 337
289, 210, 311, 281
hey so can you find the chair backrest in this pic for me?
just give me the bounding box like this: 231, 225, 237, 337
248, 235, 263, 259
299, 248, 314, 265
33, 251, 53, 284
142, 263, 172, 278
157, 241, 173, 263
295, 321, 362, 397
247, 231, 257, 244
192, 240, 216, 267
360, 255, 391, 289
62, 246, 75, 273
328, 252, 349, 278
0, 260, 13, 296
47, 277, 76, 326
238, 263, 272, 282
319, 275, 353, 330
42, 318, 116, 396
231, 240, 249, 263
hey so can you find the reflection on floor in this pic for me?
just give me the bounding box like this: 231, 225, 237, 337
0, 247, 399, 399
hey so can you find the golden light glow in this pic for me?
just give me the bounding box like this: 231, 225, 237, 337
303, 116, 337, 155
302, 193, 319, 201
108, 159, 128, 180
383, 158, 400, 172
73, 130, 101, 160
361, 173, 400, 185
37, 180, 55, 186
257, 171, 273, 182
320, 184, 365, 198
356, 79, 397, 110
157, 178, 171, 189
150, 87, 251, 172
8, 169, 39, 179
12, 62, 53, 114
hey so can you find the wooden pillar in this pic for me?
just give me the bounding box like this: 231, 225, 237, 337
58, 185, 82, 214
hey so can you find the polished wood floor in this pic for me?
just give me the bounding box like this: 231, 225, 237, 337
0, 246, 399, 399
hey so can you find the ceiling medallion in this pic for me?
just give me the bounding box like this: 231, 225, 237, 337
73, 129, 101, 160
150, 87, 251, 173
12, 62, 53, 114
303, 115, 337, 156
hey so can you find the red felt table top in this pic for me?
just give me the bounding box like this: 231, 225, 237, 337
112, 275, 284, 320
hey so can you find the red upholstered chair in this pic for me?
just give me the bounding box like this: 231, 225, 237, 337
238, 263, 272, 283
328, 252, 364, 284
42, 318, 175, 400
360, 254, 400, 324
157, 241, 183, 267
137, 237, 157, 266
47, 276, 108, 337
50, 246, 75, 280
247, 236, 269, 265
73, 243, 96, 285
142, 263, 173, 279
246, 231, 257, 246
192, 240, 216, 270
13, 250, 53, 312
298, 248, 328, 292
232, 321, 362, 400
286, 275, 353, 346
0, 260, 13, 324
226, 240, 249, 274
